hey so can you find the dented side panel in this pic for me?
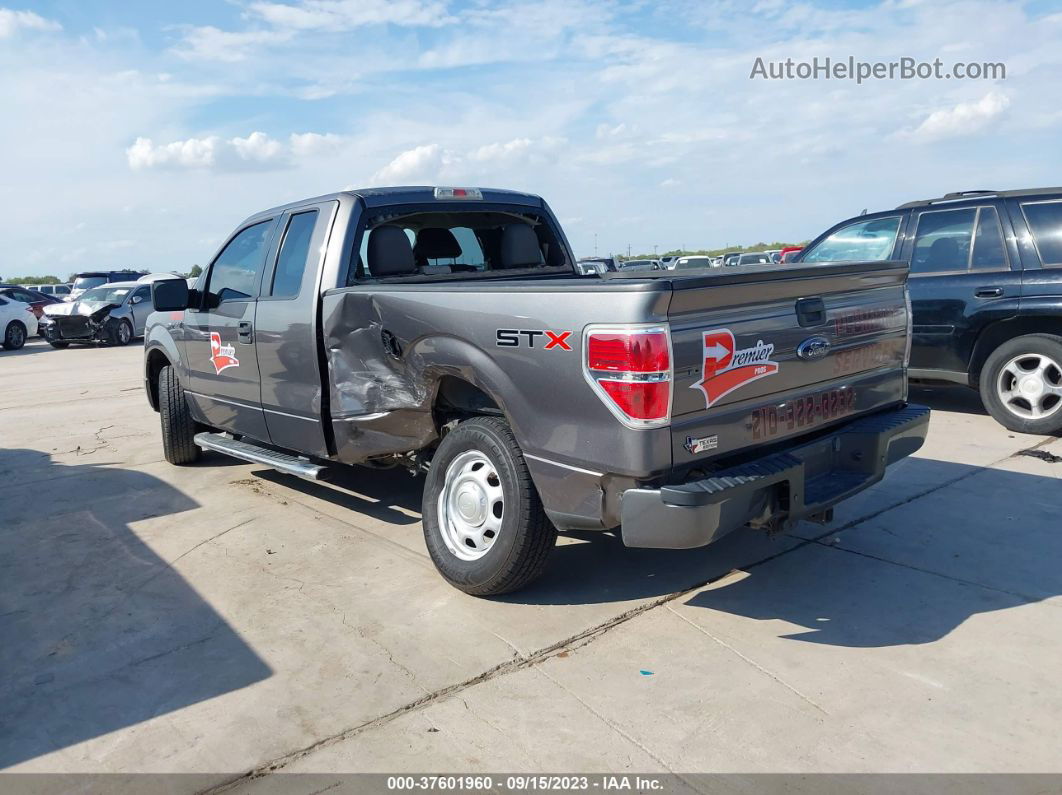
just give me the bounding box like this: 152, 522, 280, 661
319, 285, 675, 497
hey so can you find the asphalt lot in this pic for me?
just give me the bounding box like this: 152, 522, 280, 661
2, 337, 1061, 787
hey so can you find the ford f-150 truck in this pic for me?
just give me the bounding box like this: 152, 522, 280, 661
145, 186, 929, 596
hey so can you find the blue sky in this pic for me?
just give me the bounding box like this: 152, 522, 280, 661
2, 0, 1060, 276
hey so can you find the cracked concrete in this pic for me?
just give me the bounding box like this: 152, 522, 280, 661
2, 342, 1060, 784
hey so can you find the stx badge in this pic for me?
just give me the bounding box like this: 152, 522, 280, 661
209, 332, 240, 374
692, 328, 778, 408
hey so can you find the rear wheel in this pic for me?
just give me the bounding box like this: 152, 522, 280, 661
3, 321, 27, 351
979, 334, 1062, 434
158, 365, 200, 465
422, 416, 556, 596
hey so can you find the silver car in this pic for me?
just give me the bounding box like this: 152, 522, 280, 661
39, 281, 154, 348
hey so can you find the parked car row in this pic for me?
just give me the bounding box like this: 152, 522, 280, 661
0, 273, 182, 351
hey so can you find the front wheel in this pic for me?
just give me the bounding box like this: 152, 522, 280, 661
158, 365, 201, 465
979, 333, 1062, 434
110, 319, 133, 346
422, 417, 557, 596
3, 321, 27, 351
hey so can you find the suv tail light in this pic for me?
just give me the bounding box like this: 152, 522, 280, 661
584, 325, 672, 427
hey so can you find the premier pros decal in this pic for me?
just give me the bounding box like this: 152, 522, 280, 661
692, 328, 779, 408
209, 332, 240, 375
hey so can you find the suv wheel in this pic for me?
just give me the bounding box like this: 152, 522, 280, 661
979, 333, 1062, 434
3, 321, 27, 351
158, 365, 201, 464
422, 416, 557, 596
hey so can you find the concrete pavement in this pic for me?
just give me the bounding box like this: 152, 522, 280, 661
1, 338, 1059, 787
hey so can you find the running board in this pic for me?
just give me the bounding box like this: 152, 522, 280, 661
194, 432, 326, 480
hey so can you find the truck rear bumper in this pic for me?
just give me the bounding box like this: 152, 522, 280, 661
620, 403, 930, 549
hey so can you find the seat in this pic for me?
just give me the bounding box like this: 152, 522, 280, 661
367, 226, 416, 277
499, 224, 545, 269
923, 237, 961, 271
414, 228, 462, 266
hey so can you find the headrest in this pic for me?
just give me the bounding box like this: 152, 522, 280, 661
368, 226, 416, 277
499, 224, 544, 269
414, 228, 462, 260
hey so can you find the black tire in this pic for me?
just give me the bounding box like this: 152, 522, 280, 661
158, 365, 201, 465
979, 333, 1062, 435
422, 416, 557, 596
110, 319, 133, 347
48, 341, 70, 349
3, 321, 27, 351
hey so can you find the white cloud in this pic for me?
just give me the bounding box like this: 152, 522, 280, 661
231, 131, 285, 163
126, 131, 350, 172
174, 26, 291, 62
248, 0, 455, 30
901, 90, 1011, 142
127, 136, 219, 169
0, 8, 60, 38
370, 143, 450, 184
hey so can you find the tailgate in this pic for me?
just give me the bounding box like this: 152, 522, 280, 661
667, 261, 910, 462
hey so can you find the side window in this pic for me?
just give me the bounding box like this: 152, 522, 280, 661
270, 211, 318, 298
206, 220, 273, 303
802, 216, 901, 263
910, 208, 975, 274
1021, 200, 1062, 267
971, 207, 1008, 271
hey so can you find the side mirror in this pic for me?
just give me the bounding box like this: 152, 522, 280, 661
131, 295, 143, 304
151, 279, 190, 312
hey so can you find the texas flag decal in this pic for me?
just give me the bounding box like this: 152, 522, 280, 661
209, 332, 240, 375
692, 328, 779, 408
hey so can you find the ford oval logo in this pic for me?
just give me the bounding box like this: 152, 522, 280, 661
796, 336, 831, 361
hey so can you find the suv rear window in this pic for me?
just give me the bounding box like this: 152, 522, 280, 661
802, 216, 901, 263
1021, 200, 1062, 267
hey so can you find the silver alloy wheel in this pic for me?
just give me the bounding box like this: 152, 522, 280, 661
996, 352, 1062, 420
118, 321, 131, 345
437, 450, 505, 561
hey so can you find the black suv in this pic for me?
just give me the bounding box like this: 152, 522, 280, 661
798, 188, 1062, 435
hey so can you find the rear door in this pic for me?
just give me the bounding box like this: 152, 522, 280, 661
184, 218, 279, 440
903, 203, 1022, 375
254, 202, 337, 456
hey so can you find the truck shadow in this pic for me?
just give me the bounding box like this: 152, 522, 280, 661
0, 449, 272, 769
253, 463, 423, 525
509, 457, 1062, 648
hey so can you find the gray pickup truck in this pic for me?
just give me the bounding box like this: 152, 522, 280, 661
145, 186, 929, 595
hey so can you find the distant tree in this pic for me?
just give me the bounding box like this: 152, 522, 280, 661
187, 264, 202, 278
8, 275, 61, 285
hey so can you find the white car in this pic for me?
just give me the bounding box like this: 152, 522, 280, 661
0, 294, 39, 350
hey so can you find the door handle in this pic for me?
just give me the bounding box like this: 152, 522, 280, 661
237, 321, 253, 343
974, 287, 1004, 298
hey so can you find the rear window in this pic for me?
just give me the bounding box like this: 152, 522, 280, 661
802, 216, 901, 263
73, 276, 107, 290
1021, 200, 1062, 267
349, 209, 568, 283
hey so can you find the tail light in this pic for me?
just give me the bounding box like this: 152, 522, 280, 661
584, 325, 672, 427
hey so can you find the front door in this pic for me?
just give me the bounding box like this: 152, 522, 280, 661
128, 284, 153, 335
905, 203, 1022, 375
184, 218, 279, 440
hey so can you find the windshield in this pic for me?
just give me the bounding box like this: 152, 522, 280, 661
73, 276, 108, 290
79, 286, 131, 304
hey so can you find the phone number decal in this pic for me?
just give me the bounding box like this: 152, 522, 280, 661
750, 387, 857, 440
